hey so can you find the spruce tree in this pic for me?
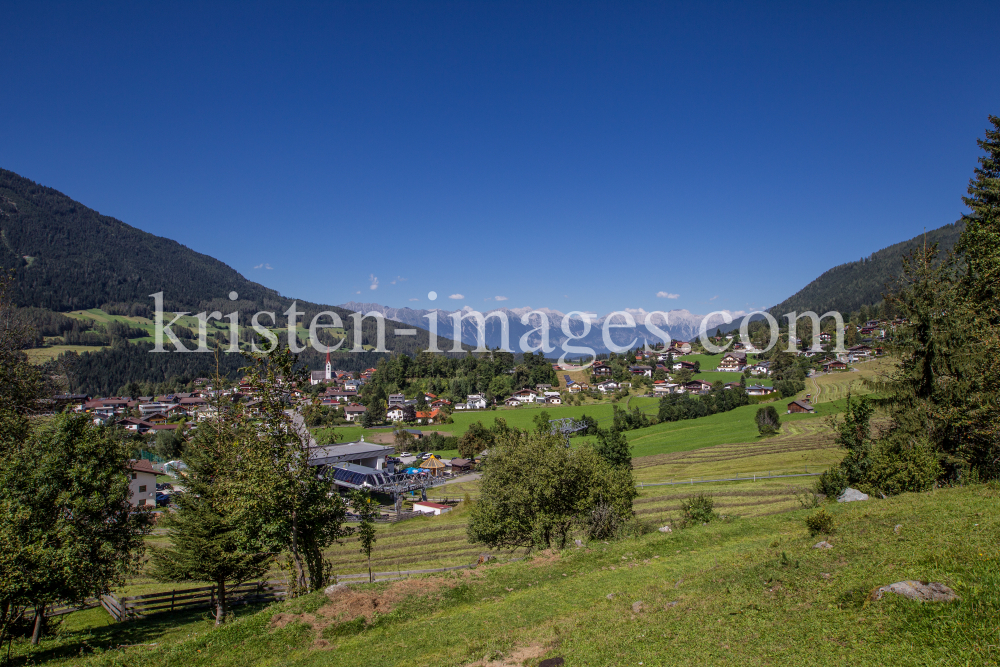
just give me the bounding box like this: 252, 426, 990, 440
151, 418, 271, 625
957, 114, 1000, 310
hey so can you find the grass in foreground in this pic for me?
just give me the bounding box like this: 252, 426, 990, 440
22, 483, 997, 666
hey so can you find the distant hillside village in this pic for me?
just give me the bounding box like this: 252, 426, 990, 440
58, 318, 893, 482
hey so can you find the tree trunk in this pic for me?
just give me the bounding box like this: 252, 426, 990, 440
30, 606, 43, 646
214, 581, 226, 626
368, 555, 372, 583
290, 510, 307, 594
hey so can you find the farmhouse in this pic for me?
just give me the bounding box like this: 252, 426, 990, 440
717, 351, 747, 371
787, 400, 815, 414
823, 360, 848, 372
415, 409, 440, 424
684, 379, 713, 394
591, 362, 613, 377
343, 404, 368, 422
746, 385, 777, 396
510, 389, 537, 404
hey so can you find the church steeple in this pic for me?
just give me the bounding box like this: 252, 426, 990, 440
325, 351, 332, 380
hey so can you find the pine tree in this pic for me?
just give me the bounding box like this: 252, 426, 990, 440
957, 115, 1000, 310
151, 416, 272, 625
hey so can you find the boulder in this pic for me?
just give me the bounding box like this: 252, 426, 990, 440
813, 541, 834, 549
872, 581, 959, 603
658, 525, 673, 533
837, 488, 869, 503
574, 539, 584, 548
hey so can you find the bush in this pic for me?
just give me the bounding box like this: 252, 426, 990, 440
864, 432, 941, 496
679, 493, 717, 528
755, 406, 781, 436
816, 468, 848, 498
805, 507, 835, 536
617, 516, 652, 539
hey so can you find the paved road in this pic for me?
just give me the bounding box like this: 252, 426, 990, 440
440, 472, 481, 486
286, 409, 317, 446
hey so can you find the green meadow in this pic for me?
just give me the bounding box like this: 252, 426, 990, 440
18, 483, 997, 666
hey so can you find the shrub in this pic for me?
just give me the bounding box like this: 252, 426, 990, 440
805, 508, 835, 536
679, 493, 717, 528
816, 467, 848, 498
755, 405, 781, 436
864, 432, 941, 496
617, 516, 652, 539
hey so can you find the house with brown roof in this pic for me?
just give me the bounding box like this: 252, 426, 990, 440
787, 400, 815, 414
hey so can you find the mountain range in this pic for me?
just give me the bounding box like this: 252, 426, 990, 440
1, 165, 966, 363
340, 302, 745, 353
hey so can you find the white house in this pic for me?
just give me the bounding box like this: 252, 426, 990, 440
344, 404, 367, 422
128, 459, 157, 507
545, 395, 562, 404
597, 381, 618, 393
386, 407, 405, 422
510, 389, 537, 404
412, 501, 452, 516
465, 394, 488, 410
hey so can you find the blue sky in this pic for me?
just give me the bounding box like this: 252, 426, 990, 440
2, 1, 998, 316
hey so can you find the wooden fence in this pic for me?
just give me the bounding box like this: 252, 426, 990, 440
38, 560, 491, 623
100, 580, 287, 622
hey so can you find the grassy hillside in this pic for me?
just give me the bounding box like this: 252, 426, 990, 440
19, 483, 998, 666
770, 220, 964, 316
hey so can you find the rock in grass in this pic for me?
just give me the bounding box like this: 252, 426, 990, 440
632, 601, 644, 613
658, 525, 673, 533
894, 524, 903, 534
324, 583, 347, 597
813, 541, 834, 549
872, 581, 959, 602
575, 539, 583, 547
837, 488, 869, 503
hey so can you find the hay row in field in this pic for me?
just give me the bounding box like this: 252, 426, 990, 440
633, 487, 800, 505
634, 496, 793, 517
633, 436, 836, 469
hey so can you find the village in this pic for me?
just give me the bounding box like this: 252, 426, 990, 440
57, 319, 891, 518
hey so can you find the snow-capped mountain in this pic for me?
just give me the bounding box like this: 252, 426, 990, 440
340, 302, 746, 355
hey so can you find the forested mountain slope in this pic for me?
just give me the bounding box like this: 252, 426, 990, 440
0, 168, 456, 361
769, 220, 964, 316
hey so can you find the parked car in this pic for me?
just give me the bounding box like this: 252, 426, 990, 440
401, 452, 411, 457
155, 492, 172, 507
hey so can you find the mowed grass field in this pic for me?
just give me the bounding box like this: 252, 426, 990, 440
29, 483, 998, 667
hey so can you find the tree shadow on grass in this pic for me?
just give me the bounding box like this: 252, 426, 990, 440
8, 602, 272, 666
